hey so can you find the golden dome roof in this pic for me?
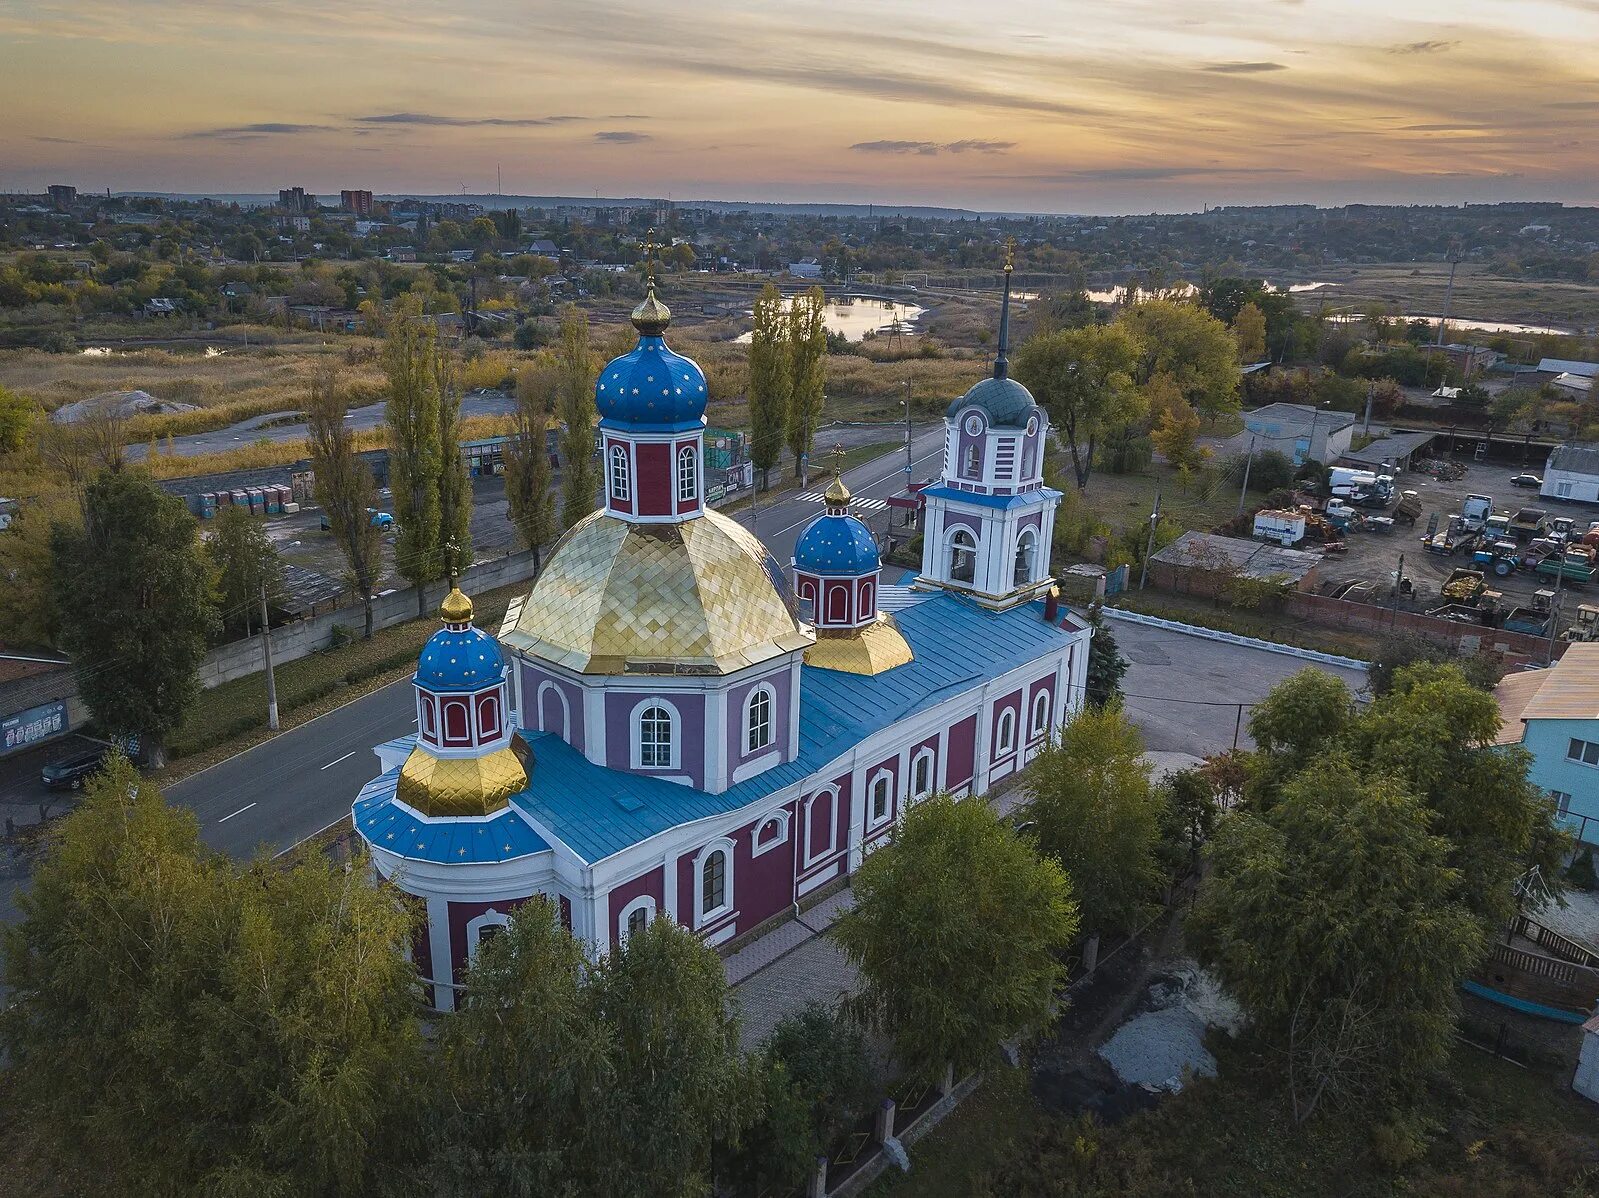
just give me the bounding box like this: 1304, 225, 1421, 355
803, 616, 914, 676
396, 742, 527, 818
631, 280, 672, 336
500, 509, 812, 675
439, 585, 474, 624
824, 474, 851, 506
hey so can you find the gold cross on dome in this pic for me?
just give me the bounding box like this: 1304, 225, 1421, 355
1003, 237, 1016, 273
642, 229, 660, 281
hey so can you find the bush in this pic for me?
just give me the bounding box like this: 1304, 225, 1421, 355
1566, 847, 1597, 891
1246, 448, 1295, 493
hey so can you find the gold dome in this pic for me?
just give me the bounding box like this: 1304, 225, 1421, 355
396, 743, 527, 818
439, 586, 474, 624
803, 616, 914, 676
631, 281, 672, 336
824, 475, 851, 506
500, 509, 813, 675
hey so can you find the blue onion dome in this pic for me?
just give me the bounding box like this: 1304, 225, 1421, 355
416, 587, 506, 692
946, 375, 1036, 428
796, 479, 881, 575
595, 280, 708, 428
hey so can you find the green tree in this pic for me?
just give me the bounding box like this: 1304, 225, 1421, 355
1023, 704, 1164, 938
1117, 299, 1241, 420
1, 756, 425, 1195
1151, 402, 1207, 470
786, 286, 828, 482
1367, 634, 1501, 696
505, 363, 558, 571
834, 793, 1078, 1082
0, 489, 76, 649
1190, 758, 1483, 1120
308, 364, 383, 639
748, 283, 791, 491
1232, 301, 1268, 362
385, 302, 445, 613
1013, 323, 1142, 489
434, 345, 473, 579
0, 383, 34, 453
1247, 666, 1355, 763
51, 471, 217, 765
1085, 605, 1128, 708
555, 304, 599, 530
588, 916, 760, 1197
205, 503, 284, 637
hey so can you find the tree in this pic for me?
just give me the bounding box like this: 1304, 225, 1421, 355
1, 756, 425, 1195
748, 283, 791, 491
1367, 634, 1501, 697
434, 345, 473, 578
0, 489, 76, 649
1189, 758, 1483, 1120
588, 916, 760, 1197
1151, 402, 1207, 470
1023, 704, 1163, 938
1013, 323, 1142, 489
504, 364, 558, 571
51, 472, 217, 766
1242, 447, 1294, 493
555, 304, 599, 530
205, 503, 284, 638
786, 286, 828, 482
1085, 604, 1128, 708
1232, 301, 1267, 362
1117, 299, 1241, 420
1247, 666, 1354, 763
834, 793, 1078, 1081
308, 364, 382, 639
385, 302, 445, 613
0, 383, 33, 453
1157, 766, 1217, 878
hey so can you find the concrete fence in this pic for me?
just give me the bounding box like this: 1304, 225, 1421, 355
197, 549, 541, 688
1102, 606, 1371, 671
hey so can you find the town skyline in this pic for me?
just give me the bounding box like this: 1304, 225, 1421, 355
4, 0, 1598, 214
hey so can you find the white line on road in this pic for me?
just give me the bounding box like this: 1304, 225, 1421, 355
763, 446, 945, 540
319, 750, 356, 770
218, 802, 257, 823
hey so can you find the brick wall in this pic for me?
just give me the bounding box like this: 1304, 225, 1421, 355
1282, 591, 1568, 662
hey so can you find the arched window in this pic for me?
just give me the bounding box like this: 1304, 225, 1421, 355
1014, 529, 1037, 587
699, 847, 730, 921
618, 895, 656, 945
826, 584, 849, 623
419, 695, 437, 742
948, 529, 977, 584
635, 702, 675, 769
996, 708, 1016, 756
858, 581, 875, 620
962, 442, 982, 478
609, 445, 630, 501
466, 909, 511, 962
443, 699, 469, 743
752, 811, 789, 857
869, 772, 892, 826
677, 445, 697, 503
910, 749, 934, 800
1032, 689, 1051, 737
745, 687, 773, 754
476, 691, 501, 739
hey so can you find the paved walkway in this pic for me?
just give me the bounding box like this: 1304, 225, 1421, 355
726, 888, 860, 1050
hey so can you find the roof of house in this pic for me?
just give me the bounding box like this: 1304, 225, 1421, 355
1537, 358, 1599, 377
1338, 430, 1436, 468
1492, 668, 1549, 746
1547, 444, 1599, 478
1151, 531, 1322, 583
1243, 403, 1357, 432
1517, 644, 1599, 723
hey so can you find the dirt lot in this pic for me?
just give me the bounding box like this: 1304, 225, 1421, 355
1313, 450, 1594, 617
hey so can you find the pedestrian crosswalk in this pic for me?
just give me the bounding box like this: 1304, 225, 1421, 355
796, 491, 888, 511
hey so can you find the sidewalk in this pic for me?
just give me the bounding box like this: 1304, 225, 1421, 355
727, 887, 858, 1050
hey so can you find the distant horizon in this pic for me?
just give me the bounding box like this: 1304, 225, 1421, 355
4, 1, 1598, 214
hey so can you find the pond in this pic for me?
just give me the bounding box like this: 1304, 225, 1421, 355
733, 295, 925, 343
1326, 314, 1573, 336
1081, 280, 1339, 303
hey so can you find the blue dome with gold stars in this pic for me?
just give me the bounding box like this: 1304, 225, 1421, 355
416, 623, 505, 693
795, 512, 880, 577
595, 280, 707, 429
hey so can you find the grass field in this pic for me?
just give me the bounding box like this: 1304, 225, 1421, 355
1296, 261, 1599, 336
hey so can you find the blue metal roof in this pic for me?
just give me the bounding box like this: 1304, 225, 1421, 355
353, 770, 553, 864
794, 512, 880, 575
595, 335, 708, 426
417, 625, 505, 693
512, 592, 1080, 864
918, 484, 1058, 512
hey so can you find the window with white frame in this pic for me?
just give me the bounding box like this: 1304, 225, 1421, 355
466, 910, 511, 962
1031, 689, 1051, 737
752, 811, 789, 856
804, 789, 835, 864
697, 842, 733, 923
996, 708, 1016, 756
948, 529, 977, 584
619, 895, 657, 944
962, 443, 982, 478
635, 702, 676, 769
609, 445, 630, 501
910, 750, 934, 800
1568, 738, 1599, 767
1550, 789, 1574, 816
677, 445, 697, 502
869, 772, 892, 825
746, 687, 773, 754
1014, 529, 1037, 587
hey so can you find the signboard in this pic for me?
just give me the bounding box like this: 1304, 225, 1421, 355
2, 700, 68, 752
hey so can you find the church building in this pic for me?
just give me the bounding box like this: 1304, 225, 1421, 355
352, 260, 1090, 1009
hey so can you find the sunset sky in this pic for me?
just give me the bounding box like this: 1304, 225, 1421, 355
2, 0, 1597, 213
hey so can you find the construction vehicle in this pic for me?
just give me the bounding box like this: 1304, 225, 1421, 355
1536, 550, 1596, 585
1565, 605, 1599, 642
1392, 491, 1422, 525
1323, 499, 1360, 533
1441, 568, 1488, 604
1510, 507, 1551, 543
1549, 516, 1578, 545
1460, 494, 1494, 533
1423, 516, 1478, 555
1485, 513, 1513, 541
1472, 539, 1522, 578
1503, 590, 1556, 636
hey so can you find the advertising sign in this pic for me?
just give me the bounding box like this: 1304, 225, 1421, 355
1, 700, 68, 752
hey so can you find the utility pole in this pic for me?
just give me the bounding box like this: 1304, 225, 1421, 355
1391, 552, 1405, 628
903, 375, 914, 526
1546, 554, 1567, 666
260, 581, 279, 732
1237, 433, 1256, 515
1436, 249, 1460, 347
1362, 383, 1375, 436
1139, 492, 1162, 591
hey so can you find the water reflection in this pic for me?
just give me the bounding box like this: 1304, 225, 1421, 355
734, 296, 925, 343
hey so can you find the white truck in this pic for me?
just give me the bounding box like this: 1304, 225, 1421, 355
1460, 494, 1494, 533
1253, 509, 1307, 546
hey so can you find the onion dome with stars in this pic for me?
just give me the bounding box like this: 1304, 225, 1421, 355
594, 278, 708, 430
793, 476, 881, 577
416, 586, 508, 692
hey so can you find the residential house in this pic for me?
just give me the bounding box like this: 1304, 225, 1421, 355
1146, 531, 1323, 598
1540, 444, 1599, 504
1494, 644, 1599, 849
1241, 402, 1356, 466
388, 247, 417, 262
787, 259, 823, 280
143, 297, 181, 317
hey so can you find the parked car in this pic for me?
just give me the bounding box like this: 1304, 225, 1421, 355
1510, 473, 1543, 489
41, 746, 110, 790
320, 508, 395, 531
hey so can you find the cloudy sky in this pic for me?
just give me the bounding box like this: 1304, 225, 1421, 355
2, 0, 1597, 213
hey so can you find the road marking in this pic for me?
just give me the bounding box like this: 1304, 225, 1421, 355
763, 445, 945, 540
795, 492, 889, 510
218, 802, 257, 823
320, 750, 356, 770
